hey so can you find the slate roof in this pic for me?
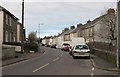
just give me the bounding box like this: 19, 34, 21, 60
0, 6, 19, 20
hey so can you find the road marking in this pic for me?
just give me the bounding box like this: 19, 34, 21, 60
33, 63, 50, 73
91, 73, 94, 77
61, 53, 63, 57
92, 67, 95, 71
53, 57, 60, 62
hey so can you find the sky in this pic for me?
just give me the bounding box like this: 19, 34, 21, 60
0, 0, 117, 38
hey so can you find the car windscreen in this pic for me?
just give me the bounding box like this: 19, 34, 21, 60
75, 45, 88, 50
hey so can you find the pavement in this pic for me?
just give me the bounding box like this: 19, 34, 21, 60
2, 48, 120, 72
2, 50, 45, 67
90, 54, 120, 72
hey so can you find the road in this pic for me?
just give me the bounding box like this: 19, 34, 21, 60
2, 46, 118, 76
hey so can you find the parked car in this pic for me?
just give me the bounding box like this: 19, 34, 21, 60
71, 44, 90, 59
61, 43, 71, 51
50, 44, 57, 48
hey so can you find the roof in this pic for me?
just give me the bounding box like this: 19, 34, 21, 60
81, 13, 112, 30
71, 27, 80, 33
64, 28, 75, 35
0, 6, 19, 20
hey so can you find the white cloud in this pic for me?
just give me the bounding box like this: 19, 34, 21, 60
1, 2, 117, 38
1, 0, 117, 2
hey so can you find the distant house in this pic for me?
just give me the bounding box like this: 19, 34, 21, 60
70, 24, 84, 40
42, 37, 46, 45
56, 28, 69, 48
52, 36, 58, 45
64, 26, 75, 44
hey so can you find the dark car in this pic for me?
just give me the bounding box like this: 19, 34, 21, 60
61, 43, 70, 51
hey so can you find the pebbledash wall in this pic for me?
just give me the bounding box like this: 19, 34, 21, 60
0, 8, 3, 46
0, 9, 3, 76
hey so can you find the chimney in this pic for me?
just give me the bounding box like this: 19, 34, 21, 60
64, 28, 69, 32
107, 8, 115, 14
70, 26, 75, 29
77, 23, 83, 28
87, 20, 91, 23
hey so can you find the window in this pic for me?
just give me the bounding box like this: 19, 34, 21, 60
75, 45, 88, 50
5, 31, 8, 42
10, 17, 12, 26
6, 14, 8, 25
13, 33, 16, 42
9, 32, 11, 42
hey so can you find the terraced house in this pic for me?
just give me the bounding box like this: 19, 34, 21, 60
0, 6, 25, 59
81, 8, 116, 64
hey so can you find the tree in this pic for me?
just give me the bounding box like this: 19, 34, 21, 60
24, 32, 38, 52
28, 32, 37, 43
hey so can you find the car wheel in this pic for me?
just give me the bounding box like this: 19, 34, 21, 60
72, 54, 76, 59
69, 52, 72, 56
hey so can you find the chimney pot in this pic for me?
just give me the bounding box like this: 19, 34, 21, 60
107, 8, 115, 14
64, 28, 69, 32
70, 26, 75, 29
77, 23, 83, 28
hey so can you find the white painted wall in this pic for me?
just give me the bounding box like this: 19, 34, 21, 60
0, 11, 3, 45
56, 36, 63, 48
42, 39, 46, 45
17, 23, 20, 42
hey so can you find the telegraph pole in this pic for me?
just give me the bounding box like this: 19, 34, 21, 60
117, 0, 120, 68
21, 0, 24, 53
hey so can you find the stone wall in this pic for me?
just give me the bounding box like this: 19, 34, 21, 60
2, 46, 16, 60
88, 42, 117, 66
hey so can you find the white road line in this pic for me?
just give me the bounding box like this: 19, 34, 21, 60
91, 73, 94, 77
92, 67, 95, 71
33, 63, 50, 73
61, 53, 63, 57
53, 57, 60, 62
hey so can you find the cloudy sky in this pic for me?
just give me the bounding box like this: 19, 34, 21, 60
1, 0, 117, 38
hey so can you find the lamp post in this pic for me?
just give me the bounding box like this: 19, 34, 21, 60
21, 0, 24, 53
117, 0, 120, 68
38, 23, 43, 42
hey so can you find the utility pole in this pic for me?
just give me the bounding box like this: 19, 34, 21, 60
38, 23, 43, 43
38, 24, 40, 39
21, 0, 24, 53
117, 0, 120, 68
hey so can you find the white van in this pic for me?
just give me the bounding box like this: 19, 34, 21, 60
71, 44, 90, 59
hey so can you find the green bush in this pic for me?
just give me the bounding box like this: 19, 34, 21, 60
24, 42, 38, 53
30, 42, 38, 52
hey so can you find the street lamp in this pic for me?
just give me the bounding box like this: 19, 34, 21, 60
21, 0, 24, 53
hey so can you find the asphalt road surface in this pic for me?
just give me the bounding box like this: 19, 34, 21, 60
2, 46, 119, 76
